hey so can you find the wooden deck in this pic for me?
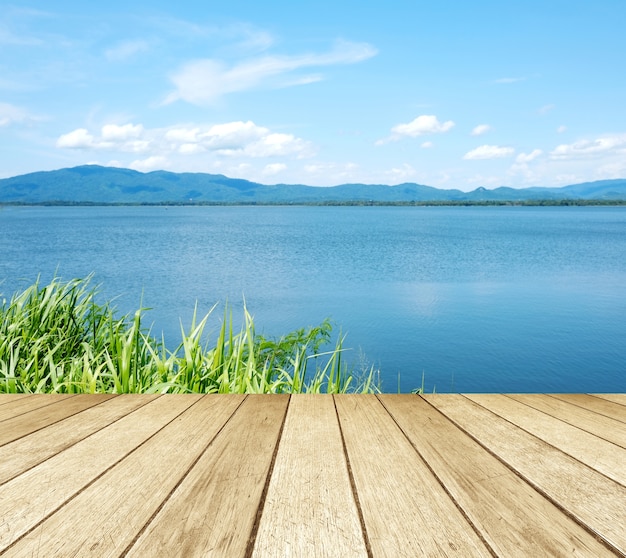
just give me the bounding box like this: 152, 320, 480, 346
0, 394, 624, 557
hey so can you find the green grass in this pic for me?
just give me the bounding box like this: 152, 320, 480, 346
0, 276, 379, 394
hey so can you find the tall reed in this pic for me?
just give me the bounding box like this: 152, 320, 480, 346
0, 276, 378, 394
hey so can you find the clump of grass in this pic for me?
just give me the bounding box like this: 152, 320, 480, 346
0, 276, 379, 394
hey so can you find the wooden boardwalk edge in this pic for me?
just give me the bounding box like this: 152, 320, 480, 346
0, 394, 624, 557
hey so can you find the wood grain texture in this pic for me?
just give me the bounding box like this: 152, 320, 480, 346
473, 394, 626, 485
0, 393, 114, 447
506, 393, 626, 449
591, 394, 626, 406
252, 394, 368, 558
0, 395, 35, 407
0, 394, 74, 425
124, 394, 288, 558
335, 394, 491, 557
426, 394, 626, 555
0, 394, 624, 557
3, 395, 244, 558
550, 394, 626, 423
0, 394, 200, 552
381, 394, 612, 557
0, 394, 157, 485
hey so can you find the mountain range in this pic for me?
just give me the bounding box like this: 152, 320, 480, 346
2, 165, 626, 204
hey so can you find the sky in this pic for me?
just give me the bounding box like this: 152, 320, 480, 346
1, 0, 626, 191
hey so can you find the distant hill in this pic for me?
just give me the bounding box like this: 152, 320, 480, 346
1, 165, 626, 204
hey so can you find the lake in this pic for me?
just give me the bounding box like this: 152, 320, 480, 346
1, 205, 625, 392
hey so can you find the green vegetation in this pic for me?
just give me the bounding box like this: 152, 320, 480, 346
0, 276, 378, 394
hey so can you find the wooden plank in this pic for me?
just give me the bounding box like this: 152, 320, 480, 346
426, 394, 626, 555
0, 393, 115, 447
470, 394, 626, 486
555, 394, 626, 422
0, 394, 201, 552
7, 395, 272, 556
0, 395, 35, 407
508, 393, 626, 449
380, 394, 613, 557
0, 394, 158, 485
125, 395, 289, 558
592, 394, 626, 406
334, 395, 492, 557
0, 394, 73, 423
252, 394, 368, 557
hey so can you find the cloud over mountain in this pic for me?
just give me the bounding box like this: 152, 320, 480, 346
57, 120, 314, 159
551, 135, 626, 160
377, 115, 455, 145
463, 145, 515, 160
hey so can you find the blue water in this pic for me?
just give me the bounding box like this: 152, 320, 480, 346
1, 205, 625, 392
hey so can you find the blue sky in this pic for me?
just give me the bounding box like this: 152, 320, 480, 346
1, 0, 625, 190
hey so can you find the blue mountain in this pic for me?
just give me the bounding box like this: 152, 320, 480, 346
1, 165, 625, 204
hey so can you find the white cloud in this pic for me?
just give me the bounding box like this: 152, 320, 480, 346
147, 17, 272, 52
596, 160, 626, 179
377, 115, 454, 145
509, 150, 544, 183
386, 163, 416, 182
243, 133, 313, 158
262, 163, 287, 175
57, 120, 315, 167
282, 74, 324, 86
198, 121, 267, 150
101, 123, 144, 141
303, 162, 359, 184
508, 163, 541, 184
56, 128, 95, 148
304, 164, 326, 173
57, 123, 150, 152
557, 125, 567, 133
0, 102, 39, 126
463, 145, 515, 160
392, 115, 454, 137
550, 135, 626, 160
164, 39, 377, 105
554, 173, 579, 185
129, 156, 169, 172
165, 127, 200, 143
467, 174, 502, 186
178, 143, 204, 155
104, 40, 149, 61
515, 149, 542, 163
167, 122, 314, 158
421, 141, 433, 148
123, 140, 151, 153
471, 124, 491, 136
